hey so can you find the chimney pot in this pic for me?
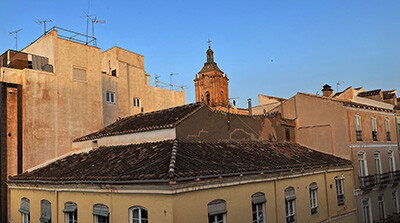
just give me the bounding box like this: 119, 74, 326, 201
321, 84, 333, 97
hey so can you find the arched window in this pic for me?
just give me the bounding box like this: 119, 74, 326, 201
335, 177, 345, 205
251, 192, 266, 223
371, 117, 377, 141
358, 152, 368, 177
389, 150, 396, 174
375, 152, 382, 176
63, 201, 77, 223
93, 204, 109, 223
208, 199, 226, 223
362, 198, 372, 223
40, 199, 51, 223
385, 118, 391, 141
205, 92, 210, 105
129, 206, 148, 223
19, 197, 30, 223
284, 187, 295, 223
355, 114, 362, 141
309, 183, 318, 215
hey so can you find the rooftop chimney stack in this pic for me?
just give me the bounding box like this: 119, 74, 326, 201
248, 98, 252, 116
322, 84, 333, 97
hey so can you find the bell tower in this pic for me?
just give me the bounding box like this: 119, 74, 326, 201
194, 44, 229, 107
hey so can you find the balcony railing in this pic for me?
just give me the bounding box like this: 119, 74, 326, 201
372, 131, 378, 141
379, 215, 393, 223
393, 212, 400, 222
376, 173, 390, 186
356, 130, 363, 141
386, 132, 391, 141
390, 171, 400, 183
360, 175, 375, 190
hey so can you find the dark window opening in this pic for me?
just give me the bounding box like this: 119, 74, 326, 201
111, 69, 117, 77
285, 129, 290, 142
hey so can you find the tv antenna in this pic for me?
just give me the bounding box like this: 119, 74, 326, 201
81, 0, 95, 44
35, 19, 52, 34
155, 74, 161, 87
90, 17, 106, 46
336, 81, 344, 92
170, 73, 179, 90
9, 29, 22, 51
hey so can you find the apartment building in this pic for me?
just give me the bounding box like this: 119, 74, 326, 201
261, 85, 400, 222
9, 110, 356, 222
0, 27, 185, 222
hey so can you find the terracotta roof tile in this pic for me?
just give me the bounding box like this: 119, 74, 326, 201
10, 139, 351, 184
73, 102, 204, 142
358, 89, 381, 97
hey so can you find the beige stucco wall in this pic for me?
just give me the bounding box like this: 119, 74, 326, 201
101, 47, 185, 126
1, 31, 104, 172
9, 168, 355, 223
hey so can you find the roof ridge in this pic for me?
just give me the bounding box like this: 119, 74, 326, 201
173, 102, 206, 126
168, 139, 179, 180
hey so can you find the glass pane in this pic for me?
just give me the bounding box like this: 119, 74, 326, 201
132, 209, 139, 218
141, 209, 148, 219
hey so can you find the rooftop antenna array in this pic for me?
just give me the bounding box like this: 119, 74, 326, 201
9, 29, 23, 51
154, 74, 185, 91
155, 74, 161, 87
336, 81, 344, 92
90, 17, 106, 46
81, 0, 95, 45
170, 73, 179, 90
35, 19, 53, 34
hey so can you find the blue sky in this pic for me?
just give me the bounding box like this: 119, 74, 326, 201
1, 1, 399, 108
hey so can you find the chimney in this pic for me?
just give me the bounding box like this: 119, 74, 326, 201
248, 98, 252, 116
322, 84, 333, 97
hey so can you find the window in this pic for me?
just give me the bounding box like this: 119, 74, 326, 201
129, 206, 148, 223
389, 151, 396, 173
208, 199, 226, 223
63, 202, 77, 223
285, 129, 290, 142
93, 204, 109, 223
111, 69, 116, 77
19, 197, 30, 223
309, 183, 318, 215
40, 200, 51, 223
362, 198, 372, 223
285, 187, 295, 223
355, 115, 362, 141
379, 195, 386, 221
358, 152, 368, 177
374, 152, 382, 184
335, 178, 344, 206
385, 118, 391, 141
371, 117, 377, 141
205, 92, 210, 105
106, 92, 115, 103
73, 67, 87, 82
393, 191, 399, 215
133, 98, 141, 108
251, 192, 266, 223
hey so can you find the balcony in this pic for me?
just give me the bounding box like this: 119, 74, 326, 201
378, 215, 393, 223
376, 173, 390, 186
372, 131, 378, 141
386, 132, 391, 141
356, 130, 363, 141
390, 171, 400, 183
393, 212, 400, 222
360, 175, 375, 190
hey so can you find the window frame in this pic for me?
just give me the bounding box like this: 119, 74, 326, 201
309, 183, 318, 215
133, 97, 141, 108
72, 66, 87, 82
378, 195, 386, 221
284, 187, 296, 223
19, 197, 30, 223
40, 199, 51, 223
64, 201, 77, 223
106, 91, 115, 104
129, 206, 148, 223
208, 199, 227, 223
93, 204, 109, 223
358, 152, 368, 177
362, 198, 372, 223
335, 178, 345, 206
355, 115, 362, 141
371, 117, 377, 141
393, 191, 400, 215
385, 118, 391, 141
251, 192, 266, 223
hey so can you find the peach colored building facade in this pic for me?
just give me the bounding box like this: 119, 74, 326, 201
262, 85, 400, 222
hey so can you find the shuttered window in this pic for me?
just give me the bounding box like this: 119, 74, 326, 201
19, 197, 30, 223
252, 192, 266, 223
40, 200, 51, 223
73, 67, 87, 82
285, 187, 295, 223
63, 202, 77, 223
208, 199, 226, 223
93, 204, 109, 223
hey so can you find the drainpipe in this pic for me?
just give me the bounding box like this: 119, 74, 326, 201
324, 171, 331, 219
274, 179, 279, 223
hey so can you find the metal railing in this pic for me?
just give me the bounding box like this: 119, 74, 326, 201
390, 171, 400, 183
376, 173, 390, 186
356, 130, 363, 141
372, 131, 378, 141
386, 132, 391, 141
360, 175, 375, 189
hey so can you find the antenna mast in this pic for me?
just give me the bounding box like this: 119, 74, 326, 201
35, 19, 53, 34
91, 17, 106, 46
336, 81, 344, 92
81, 0, 95, 45
9, 29, 23, 51
170, 73, 178, 90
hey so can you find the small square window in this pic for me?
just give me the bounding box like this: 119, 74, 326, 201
111, 69, 117, 77
106, 92, 115, 103
133, 98, 141, 107
73, 67, 87, 82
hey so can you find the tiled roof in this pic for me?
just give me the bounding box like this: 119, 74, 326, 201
358, 89, 381, 97
73, 103, 205, 142
9, 139, 351, 184
383, 91, 396, 100
198, 62, 223, 74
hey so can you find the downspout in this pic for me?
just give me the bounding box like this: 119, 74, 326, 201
274, 179, 279, 223
324, 171, 331, 221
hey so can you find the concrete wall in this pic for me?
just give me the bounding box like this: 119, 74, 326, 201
9, 168, 355, 223
176, 106, 277, 142
101, 47, 185, 126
